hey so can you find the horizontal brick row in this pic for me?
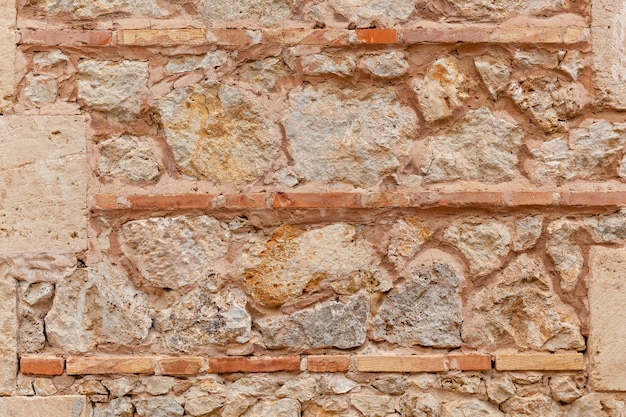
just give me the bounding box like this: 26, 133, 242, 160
93, 191, 626, 211
19, 353, 583, 376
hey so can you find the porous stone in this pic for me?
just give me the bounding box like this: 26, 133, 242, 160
0, 273, 16, 396
585, 210, 626, 243
443, 218, 511, 277
474, 55, 511, 98
23, 74, 58, 106
33, 50, 69, 67
94, 397, 134, 417
559, 51, 583, 81
440, 399, 503, 417
19, 304, 46, 352
421, 108, 523, 183
45, 263, 152, 353
301, 53, 357, 76
145, 377, 175, 396
134, 397, 184, 417
372, 250, 463, 348
157, 282, 251, 352
278, 376, 322, 401
241, 398, 301, 417
203, 0, 295, 25
463, 254, 584, 351
166, 51, 231, 73
501, 394, 559, 417
120, 216, 230, 289
80, 380, 108, 395
239, 57, 291, 91
231, 375, 281, 396
0, 396, 91, 417
22, 282, 54, 306
39, 0, 177, 18
549, 375, 583, 403
33, 378, 58, 396
512, 216, 543, 251
330, 0, 416, 24
351, 394, 396, 417
221, 394, 257, 417
546, 219, 583, 291
157, 82, 279, 184
514, 50, 559, 69
386, 217, 432, 270
413, 57, 472, 121
327, 375, 358, 394
361, 52, 409, 78
78, 61, 148, 116
446, 0, 565, 20
98, 135, 160, 182
185, 396, 224, 416
284, 84, 417, 186
486, 377, 515, 404
0, 0, 14, 111
401, 393, 440, 417
102, 379, 136, 398
441, 375, 481, 394
372, 377, 406, 395
508, 77, 589, 132
243, 224, 384, 307
567, 394, 626, 417
259, 294, 368, 349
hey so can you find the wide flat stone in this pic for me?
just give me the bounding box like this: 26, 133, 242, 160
0, 396, 91, 416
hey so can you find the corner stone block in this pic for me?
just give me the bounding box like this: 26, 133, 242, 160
0, 0, 15, 112
0, 271, 16, 395
0, 116, 87, 255
0, 396, 91, 416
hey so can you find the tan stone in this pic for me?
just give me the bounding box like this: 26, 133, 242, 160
474, 55, 511, 99
40, 0, 177, 18
0, 395, 91, 416
301, 53, 357, 76
330, 0, 417, 25
0, 116, 86, 255
203, 0, 295, 25
0, 269, 16, 395
0, 0, 15, 112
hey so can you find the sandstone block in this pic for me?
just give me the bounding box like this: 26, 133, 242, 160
441, 399, 503, 417
330, 0, 416, 26
401, 393, 440, 417
501, 394, 559, 417
116, 29, 205, 46
0, 396, 91, 416
448, 353, 491, 371
209, 356, 300, 373
241, 398, 300, 417
351, 394, 395, 417
134, 397, 184, 417
360, 52, 409, 77
158, 357, 204, 375
66, 356, 156, 375
549, 375, 583, 403
185, 396, 224, 416
355, 355, 445, 373
567, 394, 626, 417
98, 135, 160, 182
277, 376, 322, 401
0, 273, 16, 395
486, 377, 515, 404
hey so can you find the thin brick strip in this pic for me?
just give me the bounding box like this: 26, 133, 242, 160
126, 194, 214, 210
356, 355, 446, 373
19, 29, 112, 45
209, 356, 301, 373
116, 29, 206, 46
158, 357, 204, 376
66, 356, 157, 375
307, 355, 350, 372
495, 353, 584, 371
20, 356, 65, 376
447, 353, 492, 371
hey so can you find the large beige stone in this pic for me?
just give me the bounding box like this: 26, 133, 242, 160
330, 0, 416, 25
203, 0, 295, 25
592, 0, 626, 109
446, 0, 565, 20
0, 268, 16, 395
0, 396, 91, 416
0, 0, 15, 112
589, 247, 626, 390
0, 116, 86, 255
40, 0, 177, 17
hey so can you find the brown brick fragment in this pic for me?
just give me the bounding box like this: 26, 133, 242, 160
495, 353, 584, 371
448, 353, 491, 371
208, 356, 301, 373
116, 29, 206, 46
223, 193, 266, 209
356, 355, 446, 373
508, 192, 554, 206
560, 191, 626, 207
20, 356, 65, 376
19, 29, 112, 45
273, 192, 359, 208
354, 29, 397, 44
126, 194, 213, 210
66, 356, 156, 375
159, 357, 204, 376
94, 194, 118, 210
307, 355, 350, 372
412, 192, 502, 207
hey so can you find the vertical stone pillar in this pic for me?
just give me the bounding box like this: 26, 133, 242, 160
0, 0, 15, 112
0, 268, 16, 396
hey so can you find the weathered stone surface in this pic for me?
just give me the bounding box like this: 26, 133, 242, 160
474, 55, 511, 98
39, 0, 177, 18
0, 396, 91, 416
486, 377, 515, 404
327, 375, 358, 394
401, 393, 440, 417
221, 393, 257, 417
413, 57, 472, 121
589, 247, 626, 391
446, 0, 565, 20
301, 53, 356, 76
239, 57, 291, 91
144, 377, 175, 396
0, 116, 86, 255
386, 217, 432, 270
102, 379, 136, 398
330, 0, 416, 24
166, 51, 231, 73
284, 84, 417, 186
585, 210, 626, 243
22, 281, 54, 306
567, 394, 626, 417
134, 397, 184, 417
372, 250, 463, 348
546, 219, 583, 291
361, 52, 409, 78
508, 77, 589, 132
441, 375, 481, 394
278, 376, 322, 401
514, 50, 559, 69
185, 396, 224, 416
443, 218, 511, 277
259, 294, 368, 349
0, 271, 16, 395
33, 50, 69, 68
0, 0, 15, 112
513, 216, 543, 251
157, 82, 279, 184
157, 281, 251, 352
463, 254, 584, 351
549, 375, 583, 403
19, 304, 45, 353
23, 74, 58, 106
592, 0, 626, 109
98, 135, 160, 182
45, 263, 152, 353
203, 0, 294, 25
372, 377, 406, 395
559, 51, 583, 81
244, 224, 384, 307
528, 121, 624, 183
78, 61, 148, 116
351, 394, 396, 417
501, 394, 559, 417
241, 398, 300, 417
441, 399, 503, 417
421, 108, 523, 183
120, 216, 230, 289
33, 377, 58, 395
94, 397, 134, 417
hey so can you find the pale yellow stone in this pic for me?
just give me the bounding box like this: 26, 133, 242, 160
0, 396, 91, 416
0, 0, 15, 112
0, 116, 86, 255
0, 267, 16, 395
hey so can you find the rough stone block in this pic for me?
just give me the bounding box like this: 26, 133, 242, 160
0, 396, 91, 416
0, 272, 16, 395
0, 116, 86, 255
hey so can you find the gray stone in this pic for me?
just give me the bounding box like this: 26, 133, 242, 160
239, 57, 291, 91
549, 375, 583, 403
441, 399, 503, 417
487, 377, 515, 404
157, 82, 280, 184
443, 218, 511, 277
351, 394, 396, 417
386, 217, 432, 270
441, 375, 481, 394
102, 379, 136, 398
401, 393, 440, 417
421, 108, 523, 183
241, 399, 300, 417
120, 215, 230, 289
23, 74, 57, 106
134, 397, 184, 417
259, 294, 368, 349
330, 0, 417, 25
166, 51, 231, 73
40, 0, 177, 18
78, 60, 148, 116
22, 282, 54, 306
585, 210, 626, 244
19, 304, 45, 352
361, 52, 409, 78
33, 378, 58, 396
567, 394, 626, 417
463, 254, 585, 351
185, 396, 224, 416
559, 51, 583, 81
546, 219, 583, 291
501, 394, 559, 417
45, 263, 152, 353
301, 53, 356, 76
0, 396, 91, 417
222, 394, 257, 417
284, 84, 417, 186
372, 377, 406, 395
33, 50, 69, 67
231, 375, 280, 396
203, 0, 295, 25
327, 375, 358, 394
513, 216, 543, 251
278, 376, 322, 401
94, 397, 134, 417
372, 250, 463, 348
145, 377, 175, 395
447, 0, 565, 20
98, 135, 160, 182
79, 380, 108, 395
474, 55, 511, 98
514, 50, 559, 69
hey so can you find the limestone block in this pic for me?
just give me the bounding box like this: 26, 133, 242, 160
203, 0, 295, 25
360, 52, 409, 78
447, 0, 565, 20
0, 116, 86, 255
39, 0, 177, 17
0, 395, 91, 416
98, 135, 160, 182
0, 270, 16, 395
330, 0, 417, 25
0, 0, 15, 112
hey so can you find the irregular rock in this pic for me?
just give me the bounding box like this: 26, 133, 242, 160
501, 394, 559, 417
446, 0, 565, 20
421, 108, 523, 183
330, 0, 417, 25
0, 396, 91, 417
102, 379, 136, 398
513, 216, 543, 251
166, 51, 231, 73
203, 0, 295, 25
361, 52, 409, 78
372, 250, 463, 347
372, 377, 406, 395
19, 304, 45, 352
463, 254, 585, 351
284, 84, 417, 186
559, 51, 583, 81
487, 377, 515, 404
239, 57, 291, 91
157, 82, 279, 184
514, 50, 559, 69
327, 375, 358, 394
33, 378, 57, 396
222, 394, 257, 417
134, 397, 184, 417
278, 376, 322, 401
386, 217, 432, 270
243, 224, 384, 307
120, 216, 230, 289
185, 396, 224, 416
45, 263, 152, 353
0, 0, 14, 112
549, 375, 583, 403
259, 295, 368, 349
301, 53, 357, 76
23, 74, 57, 106
401, 393, 440, 417
443, 218, 511, 277
145, 377, 175, 396
98, 135, 160, 182
79, 380, 108, 395
567, 394, 626, 417
22, 282, 54, 306
441, 375, 481, 394
474, 55, 511, 98
546, 219, 583, 291
241, 398, 300, 417
508, 77, 589, 132
40, 0, 177, 18
440, 399, 503, 417
231, 375, 281, 396
413, 57, 472, 121
33, 50, 69, 68
585, 210, 626, 243
94, 397, 134, 417
351, 394, 395, 417
78, 60, 148, 116
158, 282, 251, 352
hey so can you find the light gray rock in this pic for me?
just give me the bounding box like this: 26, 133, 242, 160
351, 394, 396, 417
120, 216, 230, 289
239, 57, 291, 91
401, 393, 440, 417
102, 379, 136, 398
221, 394, 257, 417
79, 380, 108, 395
166, 51, 231, 73
203, 0, 295, 25
513, 216, 543, 251
327, 375, 358, 394
185, 396, 224, 416
567, 394, 626, 417
549, 375, 583, 403
361, 52, 409, 78
284, 84, 417, 186
585, 210, 626, 243
134, 397, 183, 417
231, 375, 281, 396
443, 218, 511, 277
546, 219, 583, 292
421, 108, 523, 183
441, 375, 481, 394
98, 135, 160, 182
23, 74, 57, 106
33, 50, 69, 67
45, 263, 152, 353
386, 217, 432, 270
33, 378, 57, 396
447, 0, 565, 20
474, 55, 511, 98
94, 397, 134, 417
22, 282, 54, 306
259, 295, 369, 349
40, 0, 177, 18
78, 60, 148, 116
278, 376, 322, 401
19, 304, 45, 353
441, 399, 503, 417
501, 394, 559, 417
330, 0, 416, 25
301, 53, 356, 76
372, 377, 406, 395
241, 398, 300, 417
145, 377, 175, 396
559, 51, 583, 81
514, 50, 559, 69
372, 250, 463, 347
487, 377, 515, 404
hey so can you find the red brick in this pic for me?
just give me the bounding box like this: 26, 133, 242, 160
126, 194, 214, 210
94, 194, 118, 210
307, 355, 350, 372
412, 192, 503, 207
356, 355, 446, 373
208, 29, 258, 46
361, 192, 411, 208
66, 356, 156, 375
208, 356, 301, 373
560, 191, 626, 207
507, 191, 554, 206
223, 193, 266, 209
158, 357, 204, 375
271, 29, 348, 45
19, 29, 112, 45
447, 353, 491, 371
116, 29, 206, 46
20, 356, 65, 376
273, 192, 359, 208
354, 29, 397, 44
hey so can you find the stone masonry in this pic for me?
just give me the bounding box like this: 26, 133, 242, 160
1, 0, 626, 416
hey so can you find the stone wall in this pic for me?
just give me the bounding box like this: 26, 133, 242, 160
1, 0, 626, 416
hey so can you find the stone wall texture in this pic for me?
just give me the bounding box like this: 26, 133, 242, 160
1, 0, 626, 415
